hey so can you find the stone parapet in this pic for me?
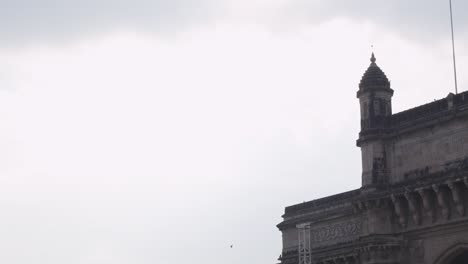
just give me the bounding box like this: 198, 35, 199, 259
391, 91, 468, 129
283, 190, 360, 217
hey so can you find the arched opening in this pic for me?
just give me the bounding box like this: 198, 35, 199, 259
434, 243, 468, 264
449, 250, 468, 264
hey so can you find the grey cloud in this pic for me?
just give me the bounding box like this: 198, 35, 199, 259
282, 0, 468, 42
2, 0, 468, 46
0, 0, 218, 46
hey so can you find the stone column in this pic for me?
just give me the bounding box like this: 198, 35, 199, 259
448, 182, 465, 216
432, 184, 450, 220
391, 195, 406, 228
405, 191, 421, 225
416, 188, 435, 223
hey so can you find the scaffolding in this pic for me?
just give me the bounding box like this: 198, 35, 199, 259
297, 223, 312, 264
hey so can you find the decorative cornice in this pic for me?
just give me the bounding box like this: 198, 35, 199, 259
279, 157, 468, 231
283, 190, 360, 216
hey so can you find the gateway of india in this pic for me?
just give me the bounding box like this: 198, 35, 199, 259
277, 54, 468, 264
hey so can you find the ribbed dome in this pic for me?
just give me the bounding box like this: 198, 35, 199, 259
359, 53, 390, 91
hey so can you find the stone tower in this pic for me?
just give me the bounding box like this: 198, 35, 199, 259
357, 53, 394, 187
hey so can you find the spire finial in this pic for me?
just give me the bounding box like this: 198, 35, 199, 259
370, 52, 376, 64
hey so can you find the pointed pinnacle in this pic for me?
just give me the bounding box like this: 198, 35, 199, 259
370, 52, 376, 64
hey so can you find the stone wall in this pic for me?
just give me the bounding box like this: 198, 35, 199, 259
282, 228, 298, 252
387, 117, 468, 183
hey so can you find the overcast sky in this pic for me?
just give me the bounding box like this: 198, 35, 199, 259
1, 1, 467, 264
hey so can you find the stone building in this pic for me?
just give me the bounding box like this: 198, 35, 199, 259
277, 54, 468, 264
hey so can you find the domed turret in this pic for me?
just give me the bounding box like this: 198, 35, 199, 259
358, 53, 392, 96
359, 53, 390, 90
357, 53, 394, 133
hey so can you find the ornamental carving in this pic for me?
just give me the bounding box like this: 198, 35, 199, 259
310, 219, 363, 246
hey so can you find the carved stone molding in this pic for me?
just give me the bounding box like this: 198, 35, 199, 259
309, 219, 363, 247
